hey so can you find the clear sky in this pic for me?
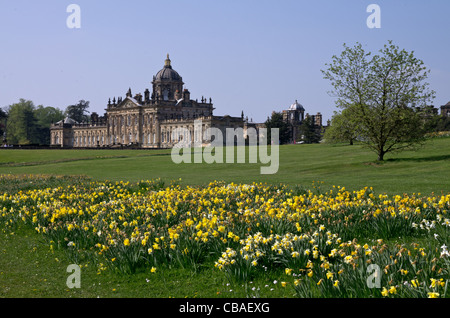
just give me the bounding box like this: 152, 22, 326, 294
1, 0, 449, 123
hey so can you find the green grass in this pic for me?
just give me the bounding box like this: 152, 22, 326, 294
1, 137, 449, 195
0, 137, 449, 299
0, 225, 293, 298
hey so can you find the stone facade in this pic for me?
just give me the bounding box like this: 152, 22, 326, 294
441, 102, 450, 117
281, 100, 323, 143
51, 55, 245, 148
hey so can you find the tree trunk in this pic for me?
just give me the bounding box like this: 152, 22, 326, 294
377, 150, 385, 161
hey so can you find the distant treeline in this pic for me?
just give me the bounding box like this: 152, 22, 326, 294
0, 99, 90, 146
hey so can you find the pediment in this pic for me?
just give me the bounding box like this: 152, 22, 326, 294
116, 97, 142, 109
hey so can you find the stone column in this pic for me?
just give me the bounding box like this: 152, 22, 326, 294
155, 116, 161, 148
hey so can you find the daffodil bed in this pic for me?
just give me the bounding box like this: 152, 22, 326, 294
1, 174, 448, 298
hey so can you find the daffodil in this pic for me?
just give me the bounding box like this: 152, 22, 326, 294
389, 286, 397, 294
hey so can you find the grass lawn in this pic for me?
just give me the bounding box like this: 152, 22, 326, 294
0, 137, 449, 301
0, 137, 449, 195
1, 226, 279, 298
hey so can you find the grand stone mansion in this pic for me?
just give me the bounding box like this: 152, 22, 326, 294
50, 55, 246, 148
50, 55, 324, 148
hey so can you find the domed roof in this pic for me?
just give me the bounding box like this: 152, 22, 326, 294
154, 54, 182, 81
289, 100, 304, 111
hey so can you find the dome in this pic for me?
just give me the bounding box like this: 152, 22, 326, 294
289, 100, 304, 111
154, 54, 182, 81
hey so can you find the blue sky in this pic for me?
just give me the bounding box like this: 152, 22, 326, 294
1, 0, 449, 123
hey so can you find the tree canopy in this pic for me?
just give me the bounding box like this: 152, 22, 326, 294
298, 115, 322, 144
5, 99, 39, 145
4, 99, 64, 145
323, 105, 360, 145
0, 108, 7, 140
322, 41, 435, 161
264, 112, 291, 145
64, 100, 90, 123
34, 105, 65, 145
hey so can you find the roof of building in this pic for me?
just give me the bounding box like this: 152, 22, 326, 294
154, 54, 182, 82
289, 100, 305, 111
56, 117, 78, 125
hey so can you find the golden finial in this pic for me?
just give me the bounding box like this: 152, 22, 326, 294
165, 53, 171, 67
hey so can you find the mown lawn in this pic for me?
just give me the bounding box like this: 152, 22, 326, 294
0, 136, 449, 195
0, 137, 449, 301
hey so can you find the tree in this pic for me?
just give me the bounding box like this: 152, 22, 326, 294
6, 99, 39, 145
34, 105, 65, 145
0, 107, 7, 140
322, 41, 435, 161
424, 114, 450, 133
264, 112, 291, 145
298, 115, 321, 144
65, 100, 90, 123
323, 105, 360, 145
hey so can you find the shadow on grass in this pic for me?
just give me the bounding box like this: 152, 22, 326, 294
362, 154, 450, 166
385, 154, 450, 163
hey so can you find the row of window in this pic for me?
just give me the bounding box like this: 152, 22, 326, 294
109, 111, 212, 129
110, 114, 155, 128
53, 123, 211, 146
73, 135, 106, 147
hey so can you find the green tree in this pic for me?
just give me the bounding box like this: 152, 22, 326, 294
6, 99, 39, 145
322, 41, 435, 161
424, 114, 450, 133
298, 115, 321, 144
65, 100, 90, 123
34, 105, 65, 145
0, 108, 7, 140
264, 112, 291, 144
324, 105, 360, 145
